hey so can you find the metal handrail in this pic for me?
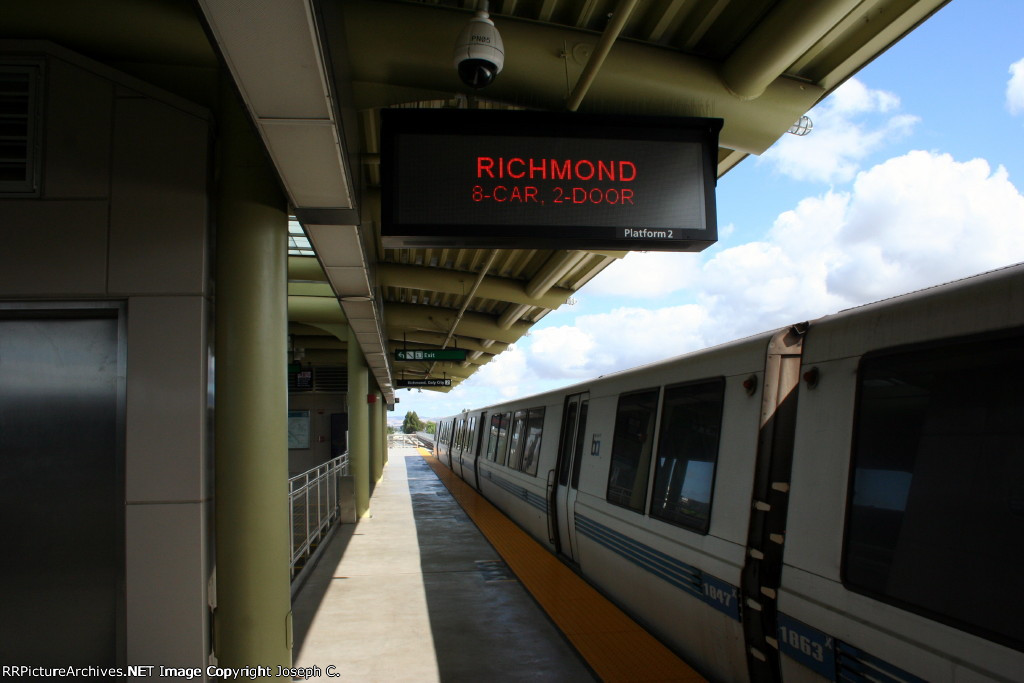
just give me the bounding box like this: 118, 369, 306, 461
289, 453, 349, 576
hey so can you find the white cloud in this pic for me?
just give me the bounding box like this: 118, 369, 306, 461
761, 78, 919, 183
526, 305, 709, 379
718, 150, 1024, 313
528, 325, 596, 378
470, 344, 528, 398
828, 151, 1024, 300
525, 151, 1024, 379
1007, 58, 1024, 115
828, 78, 901, 115
586, 250, 702, 298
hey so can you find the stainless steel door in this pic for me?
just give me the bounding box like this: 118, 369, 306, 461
0, 308, 123, 665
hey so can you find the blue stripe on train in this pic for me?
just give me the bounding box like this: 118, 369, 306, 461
777, 613, 927, 682
574, 513, 740, 620
482, 469, 547, 513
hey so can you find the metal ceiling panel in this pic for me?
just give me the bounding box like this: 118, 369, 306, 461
198, 0, 331, 118
260, 121, 353, 208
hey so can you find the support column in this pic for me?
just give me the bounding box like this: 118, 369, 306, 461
382, 402, 389, 465
370, 388, 384, 482
213, 91, 291, 671
347, 327, 370, 517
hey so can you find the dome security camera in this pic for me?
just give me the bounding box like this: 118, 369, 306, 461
453, 10, 504, 89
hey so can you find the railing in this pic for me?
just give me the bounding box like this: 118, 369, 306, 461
388, 431, 435, 449
289, 453, 349, 577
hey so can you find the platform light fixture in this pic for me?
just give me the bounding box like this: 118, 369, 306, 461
787, 115, 813, 136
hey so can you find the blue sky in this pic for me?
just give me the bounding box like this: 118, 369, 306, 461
394, 0, 1024, 422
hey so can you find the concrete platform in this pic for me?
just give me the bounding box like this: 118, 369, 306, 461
291, 443, 596, 682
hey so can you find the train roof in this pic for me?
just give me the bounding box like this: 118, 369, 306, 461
446, 261, 1024, 417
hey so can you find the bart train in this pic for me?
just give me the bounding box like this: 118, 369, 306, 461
434, 264, 1024, 682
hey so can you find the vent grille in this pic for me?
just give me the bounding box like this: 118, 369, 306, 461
289, 366, 348, 393
0, 64, 41, 194
314, 366, 347, 392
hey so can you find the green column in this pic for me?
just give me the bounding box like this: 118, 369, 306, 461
370, 388, 384, 482
347, 327, 370, 517
213, 91, 292, 671
382, 401, 389, 465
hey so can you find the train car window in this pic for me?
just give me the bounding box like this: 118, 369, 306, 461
486, 414, 501, 461
455, 418, 465, 452
520, 407, 546, 476
649, 378, 725, 533
843, 330, 1024, 649
467, 416, 477, 455
606, 389, 660, 512
495, 412, 511, 466
507, 409, 528, 470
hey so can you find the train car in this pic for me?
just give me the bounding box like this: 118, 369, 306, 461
434, 264, 1024, 682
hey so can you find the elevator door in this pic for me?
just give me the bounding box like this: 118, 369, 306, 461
0, 311, 122, 665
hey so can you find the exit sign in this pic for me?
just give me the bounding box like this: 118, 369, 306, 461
394, 349, 468, 362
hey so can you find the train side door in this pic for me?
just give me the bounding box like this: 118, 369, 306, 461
548, 392, 589, 562
451, 418, 464, 469
472, 412, 486, 490
459, 415, 476, 479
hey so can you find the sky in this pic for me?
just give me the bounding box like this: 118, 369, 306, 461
393, 0, 1024, 423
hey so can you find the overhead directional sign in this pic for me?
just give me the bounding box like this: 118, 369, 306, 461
397, 379, 453, 388
394, 348, 468, 362
380, 109, 722, 251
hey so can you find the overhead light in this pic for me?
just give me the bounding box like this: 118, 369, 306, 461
787, 115, 813, 136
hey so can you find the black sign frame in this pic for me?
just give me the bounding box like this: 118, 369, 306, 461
380, 109, 722, 251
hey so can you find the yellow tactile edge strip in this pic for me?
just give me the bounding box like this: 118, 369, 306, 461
419, 449, 707, 683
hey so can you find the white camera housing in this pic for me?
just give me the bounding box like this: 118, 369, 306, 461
453, 11, 504, 89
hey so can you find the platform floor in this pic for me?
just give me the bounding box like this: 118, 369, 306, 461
292, 443, 705, 682
292, 443, 595, 681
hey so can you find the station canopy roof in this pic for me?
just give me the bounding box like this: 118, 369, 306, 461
7, 0, 950, 404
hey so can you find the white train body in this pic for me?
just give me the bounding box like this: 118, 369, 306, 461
434, 265, 1024, 682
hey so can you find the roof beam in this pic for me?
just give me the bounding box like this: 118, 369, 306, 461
339, 0, 822, 155
719, 0, 861, 100
385, 302, 529, 346
567, 0, 641, 112
377, 263, 573, 309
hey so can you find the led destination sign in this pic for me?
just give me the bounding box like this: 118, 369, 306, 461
381, 109, 722, 251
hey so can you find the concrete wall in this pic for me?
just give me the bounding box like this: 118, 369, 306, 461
0, 45, 213, 668
287, 393, 348, 476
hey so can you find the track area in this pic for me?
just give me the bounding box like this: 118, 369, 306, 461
420, 448, 706, 682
